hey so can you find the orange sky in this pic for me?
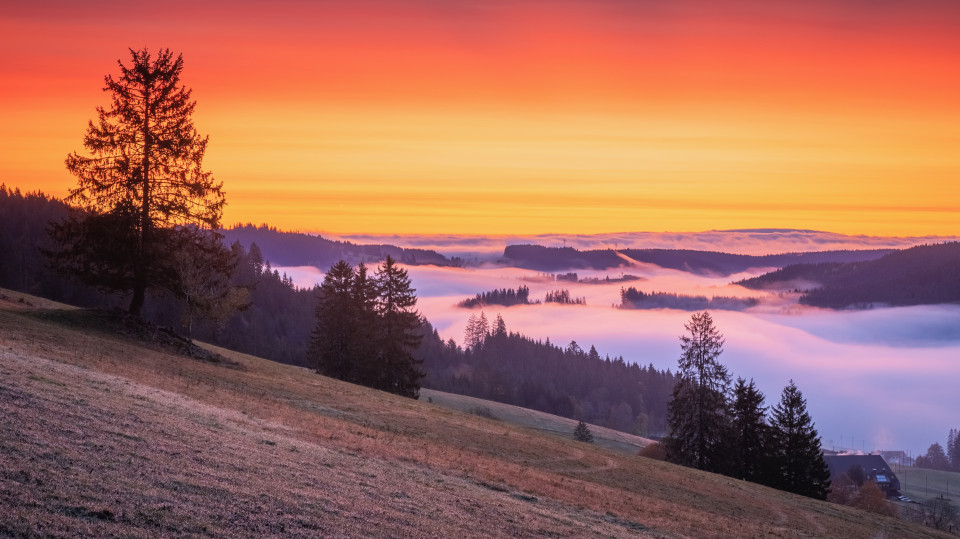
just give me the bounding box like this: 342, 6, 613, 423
2, 0, 959, 236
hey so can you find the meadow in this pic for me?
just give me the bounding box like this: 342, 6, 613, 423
0, 288, 948, 537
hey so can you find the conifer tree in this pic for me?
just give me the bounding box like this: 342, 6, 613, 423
349, 262, 380, 384
374, 256, 424, 398
948, 428, 960, 472
665, 311, 731, 473
308, 260, 355, 379
731, 377, 769, 483
768, 380, 830, 499
574, 420, 594, 443
493, 313, 507, 337
56, 48, 224, 315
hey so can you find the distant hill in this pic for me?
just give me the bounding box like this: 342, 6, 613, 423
738, 243, 960, 309
223, 224, 456, 269
502, 244, 892, 275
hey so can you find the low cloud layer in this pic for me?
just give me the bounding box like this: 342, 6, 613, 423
279, 262, 960, 456
328, 229, 960, 258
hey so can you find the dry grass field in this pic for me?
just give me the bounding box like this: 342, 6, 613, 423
0, 289, 949, 538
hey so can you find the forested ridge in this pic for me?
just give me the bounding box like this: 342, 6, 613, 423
737, 242, 960, 308
223, 224, 455, 269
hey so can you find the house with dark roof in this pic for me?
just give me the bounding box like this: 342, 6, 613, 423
823, 454, 901, 495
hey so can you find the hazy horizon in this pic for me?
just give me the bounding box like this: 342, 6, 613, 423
278, 252, 960, 457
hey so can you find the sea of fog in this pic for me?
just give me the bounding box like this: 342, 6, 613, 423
276, 236, 960, 457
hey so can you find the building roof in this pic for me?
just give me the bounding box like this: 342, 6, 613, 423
823, 454, 901, 491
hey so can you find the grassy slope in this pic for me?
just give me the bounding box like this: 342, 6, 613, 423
896, 466, 960, 504
421, 389, 653, 455
0, 292, 948, 538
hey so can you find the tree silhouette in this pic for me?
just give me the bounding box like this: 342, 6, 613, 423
574, 421, 594, 443
917, 442, 951, 471
768, 380, 830, 499
58, 48, 224, 315
309, 260, 355, 380
731, 377, 769, 482
171, 226, 247, 341
374, 256, 424, 398
665, 311, 731, 473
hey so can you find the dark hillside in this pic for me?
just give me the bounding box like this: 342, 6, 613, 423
738, 243, 960, 308
223, 224, 452, 268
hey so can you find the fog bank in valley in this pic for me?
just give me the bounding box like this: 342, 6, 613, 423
279, 261, 960, 456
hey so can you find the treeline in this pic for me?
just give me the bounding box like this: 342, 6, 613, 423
458, 287, 586, 308
458, 286, 536, 308
0, 186, 107, 307
738, 243, 960, 309
915, 428, 960, 472
620, 287, 759, 311
544, 289, 585, 305
223, 224, 457, 269
420, 315, 677, 437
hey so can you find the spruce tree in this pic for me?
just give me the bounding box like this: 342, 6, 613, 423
768, 380, 830, 499
345, 262, 380, 385
574, 420, 594, 443
374, 256, 424, 398
665, 311, 731, 473
56, 48, 224, 315
731, 377, 769, 483
948, 428, 960, 472
308, 260, 356, 379
493, 313, 507, 337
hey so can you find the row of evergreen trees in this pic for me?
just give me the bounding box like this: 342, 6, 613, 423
421, 313, 677, 436
458, 286, 534, 308
664, 312, 831, 499
916, 428, 960, 472
307, 257, 424, 398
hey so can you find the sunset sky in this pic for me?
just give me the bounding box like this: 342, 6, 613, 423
2, 0, 959, 236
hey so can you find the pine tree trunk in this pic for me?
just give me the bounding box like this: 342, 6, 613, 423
130, 81, 152, 317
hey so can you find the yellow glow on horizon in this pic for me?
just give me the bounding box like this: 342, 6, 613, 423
202, 104, 960, 236
3, 1, 960, 237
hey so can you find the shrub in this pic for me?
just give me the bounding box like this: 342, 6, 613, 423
574, 421, 594, 443
638, 442, 666, 461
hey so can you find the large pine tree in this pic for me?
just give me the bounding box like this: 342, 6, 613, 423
374, 256, 424, 398
731, 377, 770, 483
665, 311, 731, 473
57, 48, 224, 315
768, 380, 830, 499
308, 260, 356, 380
